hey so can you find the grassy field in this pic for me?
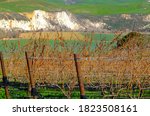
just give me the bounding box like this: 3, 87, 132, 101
0, 0, 149, 15
0, 82, 150, 99
0, 32, 116, 52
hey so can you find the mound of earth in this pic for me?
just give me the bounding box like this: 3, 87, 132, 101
116, 32, 149, 49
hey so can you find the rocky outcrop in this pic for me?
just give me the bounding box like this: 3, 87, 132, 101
0, 10, 108, 32
0, 10, 109, 31
0, 10, 150, 32
0, 12, 30, 30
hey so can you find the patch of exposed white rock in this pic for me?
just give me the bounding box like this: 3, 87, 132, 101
0, 10, 107, 32
0, 10, 150, 32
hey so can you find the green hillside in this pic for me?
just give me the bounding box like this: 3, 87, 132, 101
0, 0, 64, 12
0, 0, 150, 15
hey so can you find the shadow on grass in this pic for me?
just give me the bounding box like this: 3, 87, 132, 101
0, 82, 150, 99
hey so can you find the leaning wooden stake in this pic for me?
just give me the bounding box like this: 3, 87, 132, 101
74, 54, 87, 99
0, 52, 10, 99
25, 52, 37, 99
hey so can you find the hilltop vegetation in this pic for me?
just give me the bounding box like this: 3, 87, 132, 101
0, 0, 150, 15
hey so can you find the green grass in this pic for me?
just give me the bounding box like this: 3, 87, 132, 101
0, 0, 64, 12
0, 85, 150, 99
0, 88, 5, 99
0, 0, 150, 15
65, 1, 150, 15
38, 87, 102, 99
0, 33, 115, 53
0, 39, 28, 52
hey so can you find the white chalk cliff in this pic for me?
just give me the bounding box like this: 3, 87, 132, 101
0, 10, 106, 31
1, 10, 149, 32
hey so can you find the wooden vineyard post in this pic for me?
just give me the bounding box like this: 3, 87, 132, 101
25, 52, 37, 99
74, 54, 87, 99
0, 52, 10, 99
